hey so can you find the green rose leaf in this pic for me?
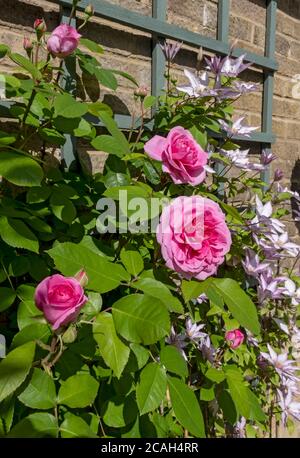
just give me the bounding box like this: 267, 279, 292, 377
0, 341, 36, 403
160, 346, 188, 379
112, 294, 170, 345
60, 413, 98, 438
0, 152, 43, 187
167, 376, 205, 438
136, 363, 167, 415
120, 249, 144, 277
93, 312, 130, 379
0, 287, 16, 312
18, 368, 56, 410
225, 365, 266, 422
54, 93, 88, 119
212, 278, 260, 335
11, 323, 51, 349
8, 413, 58, 438
57, 374, 99, 408
134, 278, 183, 313
47, 242, 130, 294
0, 216, 39, 253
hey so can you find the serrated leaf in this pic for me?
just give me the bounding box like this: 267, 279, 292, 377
160, 346, 188, 378
0, 216, 39, 253
136, 363, 167, 415
47, 242, 130, 294
112, 294, 170, 345
8, 413, 58, 438
168, 376, 205, 438
93, 312, 130, 379
79, 38, 104, 54
60, 413, 98, 438
212, 278, 260, 335
57, 374, 99, 408
11, 323, 51, 349
120, 249, 144, 277
18, 368, 56, 409
0, 152, 43, 187
0, 342, 36, 403
0, 287, 16, 312
54, 93, 88, 119
133, 278, 183, 313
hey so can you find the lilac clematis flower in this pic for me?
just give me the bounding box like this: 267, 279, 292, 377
159, 40, 182, 62
219, 117, 259, 138
232, 417, 247, 438
177, 69, 218, 97
277, 388, 300, 426
261, 150, 277, 165
265, 232, 300, 257
199, 335, 216, 364
283, 279, 300, 306
242, 248, 270, 277
197, 293, 208, 304
257, 271, 286, 303
251, 195, 285, 235
204, 55, 224, 76
166, 326, 187, 360
220, 149, 264, 171
220, 53, 252, 77
260, 344, 300, 382
185, 318, 207, 343
218, 81, 259, 99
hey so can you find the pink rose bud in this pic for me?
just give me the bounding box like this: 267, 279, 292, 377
34, 274, 88, 330
34, 19, 47, 39
23, 37, 33, 57
74, 269, 88, 287
225, 329, 244, 349
47, 24, 81, 58
85, 4, 94, 16
134, 85, 148, 99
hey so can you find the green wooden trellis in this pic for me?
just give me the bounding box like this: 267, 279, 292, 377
0, 0, 278, 181
59, 0, 277, 182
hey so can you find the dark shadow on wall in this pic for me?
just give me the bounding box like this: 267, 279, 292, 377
0, 0, 59, 29
291, 159, 300, 234
276, 0, 300, 19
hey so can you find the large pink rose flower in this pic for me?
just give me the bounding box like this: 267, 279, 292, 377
34, 274, 87, 330
47, 24, 81, 58
144, 126, 208, 186
157, 196, 232, 280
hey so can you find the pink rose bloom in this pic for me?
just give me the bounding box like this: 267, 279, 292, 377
34, 274, 87, 330
144, 126, 208, 186
225, 329, 245, 349
157, 196, 231, 280
47, 24, 81, 58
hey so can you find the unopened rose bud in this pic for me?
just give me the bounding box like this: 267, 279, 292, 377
34, 18, 47, 40
74, 269, 88, 287
62, 325, 77, 344
134, 85, 148, 99
84, 4, 94, 16
23, 37, 33, 57
225, 329, 244, 349
274, 168, 284, 182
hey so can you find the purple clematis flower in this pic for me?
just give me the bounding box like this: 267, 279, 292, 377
242, 248, 270, 277
261, 149, 277, 165
220, 53, 252, 77
219, 116, 259, 138
177, 69, 218, 97
159, 40, 182, 62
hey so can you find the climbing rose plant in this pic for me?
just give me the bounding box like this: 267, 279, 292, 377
0, 1, 300, 438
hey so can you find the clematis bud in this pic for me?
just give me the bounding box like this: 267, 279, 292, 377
23, 37, 33, 57
84, 4, 94, 16
274, 168, 284, 182
74, 269, 88, 287
34, 19, 47, 40
134, 85, 148, 99
225, 329, 244, 349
